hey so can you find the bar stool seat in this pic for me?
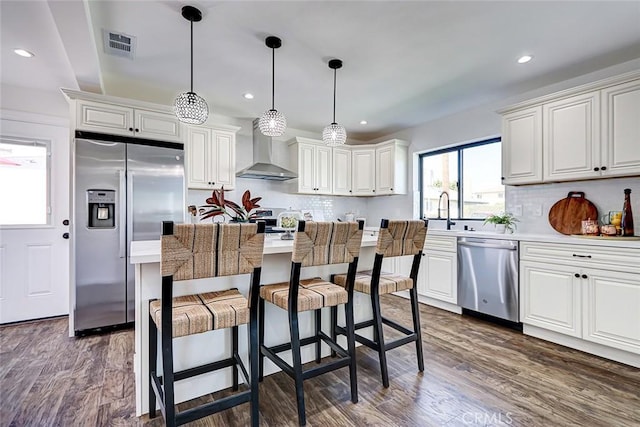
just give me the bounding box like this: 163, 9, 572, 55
334, 271, 414, 295
260, 278, 348, 312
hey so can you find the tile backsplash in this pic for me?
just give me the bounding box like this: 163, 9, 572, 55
506, 177, 639, 234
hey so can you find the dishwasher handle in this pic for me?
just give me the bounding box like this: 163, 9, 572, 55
458, 241, 518, 250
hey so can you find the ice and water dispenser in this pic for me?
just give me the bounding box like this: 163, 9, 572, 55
87, 190, 116, 228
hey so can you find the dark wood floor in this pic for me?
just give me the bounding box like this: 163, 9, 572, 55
1, 295, 639, 426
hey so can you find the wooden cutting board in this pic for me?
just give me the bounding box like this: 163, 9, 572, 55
548, 192, 598, 235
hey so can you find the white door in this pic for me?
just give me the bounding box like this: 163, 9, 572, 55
297, 143, 315, 193
185, 126, 212, 190
419, 251, 457, 304
333, 147, 352, 195
315, 145, 332, 194
375, 144, 394, 194
501, 106, 543, 185
0, 113, 70, 323
213, 130, 235, 189
351, 148, 375, 195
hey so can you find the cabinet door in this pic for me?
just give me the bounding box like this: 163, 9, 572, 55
186, 126, 213, 189
543, 92, 600, 181
520, 261, 581, 337
583, 270, 640, 354
501, 106, 542, 185
351, 149, 375, 196
134, 109, 182, 143
418, 250, 457, 304
315, 145, 332, 194
76, 100, 134, 137
333, 148, 352, 195
297, 143, 316, 194
601, 79, 640, 177
375, 144, 394, 194
212, 130, 235, 190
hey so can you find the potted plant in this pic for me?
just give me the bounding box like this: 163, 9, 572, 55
484, 212, 519, 234
200, 187, 262, 222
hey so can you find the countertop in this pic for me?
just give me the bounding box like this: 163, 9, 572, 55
427, 229, 640, 248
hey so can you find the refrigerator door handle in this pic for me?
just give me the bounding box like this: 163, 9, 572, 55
127, 170, 134, 248
118, 169, 126, 258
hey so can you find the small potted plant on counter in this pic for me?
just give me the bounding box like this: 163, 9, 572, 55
484, 212, 519, 234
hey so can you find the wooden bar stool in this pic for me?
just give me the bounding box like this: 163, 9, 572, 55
333, 219, 428, 388
258, 220, 364, 426
149, 221, 265, 427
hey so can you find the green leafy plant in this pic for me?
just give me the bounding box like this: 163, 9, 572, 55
200, 187, 262, 222
483, 212, 519, 232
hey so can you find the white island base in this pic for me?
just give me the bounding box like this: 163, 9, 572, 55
130, 235, 381, 416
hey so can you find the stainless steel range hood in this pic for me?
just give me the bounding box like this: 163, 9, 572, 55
236, 119, 297, 181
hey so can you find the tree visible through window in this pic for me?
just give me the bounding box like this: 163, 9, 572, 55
420, 138, 504, 220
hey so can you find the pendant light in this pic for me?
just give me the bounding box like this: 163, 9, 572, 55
322, 59, 347, 146
259, 36, 287, 137
174, 5, 208, 125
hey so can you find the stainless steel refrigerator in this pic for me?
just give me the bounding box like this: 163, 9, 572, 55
73, 131, 184, 334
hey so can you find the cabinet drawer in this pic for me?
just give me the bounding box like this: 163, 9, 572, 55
424, 235, 457, 253
520, 241, 640, 274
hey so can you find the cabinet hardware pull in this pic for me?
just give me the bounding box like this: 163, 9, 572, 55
572, 254, 592, 258
62, 232, 70, 239
390, 188, 393, 191
63, 219, 69, 226
128, 127, 133, 131
574, 273, 580, 278
581, 274, 588, 279
501, 177, 505, 180
601, 166, 607, 171
135, 128, 139, 132
593, 167, 600, 171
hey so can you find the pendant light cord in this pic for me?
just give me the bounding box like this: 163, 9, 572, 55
332, 68, 337, 123
190, 19, 194, 93
271, 47, 275, 110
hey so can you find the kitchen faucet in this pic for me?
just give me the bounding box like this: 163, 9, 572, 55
437, 191, 456, 230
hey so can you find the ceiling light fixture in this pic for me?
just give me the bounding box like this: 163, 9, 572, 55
14, 49, 34, 58
360, 120, 368, 125
258, 36, 286, 137
518, 55, 533, 64
243, 93, 254, 100
323, 59, 347, 146
174, 5, 208, 125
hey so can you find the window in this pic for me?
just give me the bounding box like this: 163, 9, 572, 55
419, 138, 503, 220
0, 137, 50, 225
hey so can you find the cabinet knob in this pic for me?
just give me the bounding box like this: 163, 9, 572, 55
372, 189, 375, 192
574, 273, 580, 278
63, 219, 69, 226
135, 128, 139, 133
501, 177, 505, 180
593, 167, 600, 171
62, 232, 70, 239
128, 127, 133, 131
600, 166, 607, 171
349, 190, 352, 193
390, 188, 393, 191
581, 274, 588, 279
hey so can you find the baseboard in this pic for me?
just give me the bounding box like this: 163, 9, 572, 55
392, 290, 462, 314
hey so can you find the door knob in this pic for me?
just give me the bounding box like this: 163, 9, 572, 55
62, 233, 70, 239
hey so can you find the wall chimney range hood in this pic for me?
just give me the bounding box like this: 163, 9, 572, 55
236, 119, 297, 181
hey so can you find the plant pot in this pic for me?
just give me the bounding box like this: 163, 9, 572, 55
495, 224, 506, 234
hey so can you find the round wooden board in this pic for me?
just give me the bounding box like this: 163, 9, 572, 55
548, 192, 598, 235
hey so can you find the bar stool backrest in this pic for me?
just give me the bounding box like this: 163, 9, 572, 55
161, 222, 265, 281
292, 221, 363, 267
375, 220, 428, 258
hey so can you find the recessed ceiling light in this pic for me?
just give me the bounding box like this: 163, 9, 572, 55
517, 55, 533, 64
14, 49, 34, 58
360, 120, 368, 125
243, 93, 254, 100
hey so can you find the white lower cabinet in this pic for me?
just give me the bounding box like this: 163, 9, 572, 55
419, 251, 457, 304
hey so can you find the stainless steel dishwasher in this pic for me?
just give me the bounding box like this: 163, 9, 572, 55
457, 237, 519, 322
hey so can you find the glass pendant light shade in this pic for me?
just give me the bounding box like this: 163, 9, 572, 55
322, 122, 347, 146
175, 91, 209, 125
323, 59, 346, 146
175, 6, 208, 125
259, 109, 287, 137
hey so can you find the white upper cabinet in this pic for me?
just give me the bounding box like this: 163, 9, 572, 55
601, 79, 640, 177
76, 99, 182, 143
333, 147, 352, 195
185, 126, 238, 190
499, 72, 640, 185
351, 148, 376, 196
375, 140, 408, 195
543, 92, 600, 181
501, 106, 542, 185
289, 138, 332, 195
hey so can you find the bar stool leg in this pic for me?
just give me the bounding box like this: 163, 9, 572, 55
232, 325, 239, 391
314, 309, 322, 363
371, 291, 389, 388
288, 309, 307, 426
259, 297, 265, 382
410, 286, 425, 372
330, 305, 338, 358
148, 313, 157, 418
161, 324, 176, 426
249, 305, 260, 427
345, 298, 358, 403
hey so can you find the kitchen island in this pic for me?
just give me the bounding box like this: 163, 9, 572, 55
130, 233, 381, 416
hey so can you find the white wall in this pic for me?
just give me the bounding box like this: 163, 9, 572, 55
365, 58, 640, 233
0, 84, 69, 118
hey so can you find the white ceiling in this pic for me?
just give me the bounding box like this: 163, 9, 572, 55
2, 1, 640, 140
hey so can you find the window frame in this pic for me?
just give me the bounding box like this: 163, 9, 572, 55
418, 136, 502, 221
0, 136, 52, 227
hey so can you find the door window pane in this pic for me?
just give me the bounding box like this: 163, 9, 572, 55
0, 139, 50, 225
421, 152, 459, 218
462, 143, 504, 218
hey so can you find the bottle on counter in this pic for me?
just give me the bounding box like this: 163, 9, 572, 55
621, 188, 634, 237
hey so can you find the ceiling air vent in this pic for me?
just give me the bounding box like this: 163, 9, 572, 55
102, 29, 136, 59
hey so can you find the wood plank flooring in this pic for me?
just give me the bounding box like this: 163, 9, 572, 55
1, 295, 639, 426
